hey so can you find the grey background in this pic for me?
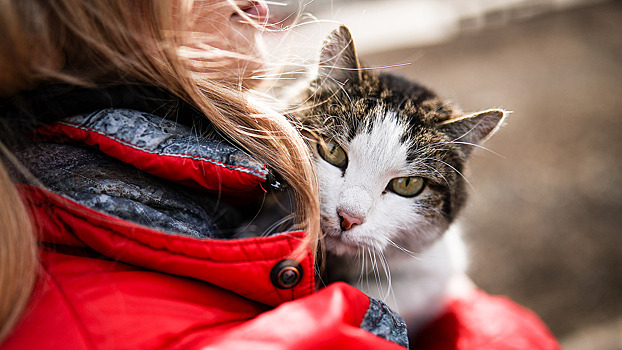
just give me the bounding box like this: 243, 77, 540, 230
365, 3, 622, 348
272, 1, 622, 348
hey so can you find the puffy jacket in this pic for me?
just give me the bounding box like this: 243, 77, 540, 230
1, 86, 559, 349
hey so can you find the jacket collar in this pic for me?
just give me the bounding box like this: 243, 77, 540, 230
22, 184, 315, 307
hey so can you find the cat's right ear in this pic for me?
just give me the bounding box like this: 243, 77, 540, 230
440, 109, 507, 155
316, 25, 362, 92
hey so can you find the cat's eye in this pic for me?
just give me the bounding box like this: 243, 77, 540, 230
388, 176, 425, 197
317, 138, 348, 169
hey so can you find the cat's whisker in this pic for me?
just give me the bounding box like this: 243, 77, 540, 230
360, 62, 412, 71
387, 238, 423, 261
442, 141, 505, 158
251, 70, 306, 80
370, 248, 385, 299
417, 161, 451, 188
422, 157, 474, 190
262, 213, 295, 236
362, 247, 369, 292
357, 247, 365, 286
314, 72, 356, 115
378, 250, 393, 302
234, 193, 268, 234
282, 16, 339, 31
365, 247, 392, 303
314, 262, 326, 288
286, 98, 332, 118
448, 120, 493, 145
366, 247, 375, 294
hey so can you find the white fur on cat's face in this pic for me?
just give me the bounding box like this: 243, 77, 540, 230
316, 109, 446, 256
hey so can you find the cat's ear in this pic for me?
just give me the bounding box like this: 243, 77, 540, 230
440, 109, 507, 153
316, 25, 362, 91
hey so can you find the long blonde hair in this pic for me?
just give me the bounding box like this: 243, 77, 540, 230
0, 0, 320, 343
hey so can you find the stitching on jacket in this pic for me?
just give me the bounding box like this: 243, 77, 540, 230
306, 253, 315, 296
370, 301, 386, 328
55, 120, 268, 179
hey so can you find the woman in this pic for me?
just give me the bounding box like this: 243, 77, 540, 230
0, 0, 408, 348
0, 0, 564, 349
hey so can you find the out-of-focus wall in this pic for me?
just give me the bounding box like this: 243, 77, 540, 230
270, 0, 611, 53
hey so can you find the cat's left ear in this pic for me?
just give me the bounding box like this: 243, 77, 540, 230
316, 25, 362, 91
440, 109, 507, 152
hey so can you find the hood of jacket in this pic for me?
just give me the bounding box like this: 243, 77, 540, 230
5, 85, 315, 306
15, 105, 316, 306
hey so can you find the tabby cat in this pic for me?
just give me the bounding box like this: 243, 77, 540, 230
291, 26, 506, 333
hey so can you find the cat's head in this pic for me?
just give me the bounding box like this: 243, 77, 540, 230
299, 26, 506, 257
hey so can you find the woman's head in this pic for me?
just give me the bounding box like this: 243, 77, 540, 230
0, 0, 276, 95
185, 0, 273, 82
0, 0, 320, 263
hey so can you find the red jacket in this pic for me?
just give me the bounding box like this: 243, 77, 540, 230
2, 104, 560, 349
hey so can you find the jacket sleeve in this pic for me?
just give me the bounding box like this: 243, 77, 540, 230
187, 282, 408, 350
412, 289, 561, 350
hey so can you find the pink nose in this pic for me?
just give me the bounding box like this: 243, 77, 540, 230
338, 210, 363, 231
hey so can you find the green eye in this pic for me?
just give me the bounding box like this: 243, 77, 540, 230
389, 177, 425, 197
317, 138, 348, 169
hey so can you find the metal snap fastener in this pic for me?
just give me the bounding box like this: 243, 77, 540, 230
270, 259, 303, 289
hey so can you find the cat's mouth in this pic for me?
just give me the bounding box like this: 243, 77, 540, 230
321, 214, 374, 255
324, 235, 359, 256
323, 230, 375, 256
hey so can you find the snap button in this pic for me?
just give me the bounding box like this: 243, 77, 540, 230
270, 259, 303, 289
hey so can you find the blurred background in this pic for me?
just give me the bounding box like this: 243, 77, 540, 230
268, 0, 622, 349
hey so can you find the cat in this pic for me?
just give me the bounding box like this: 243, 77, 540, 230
289, 26, 506, 335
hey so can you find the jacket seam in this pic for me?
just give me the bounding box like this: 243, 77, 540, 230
55, 120, 268, 179
370, 301, 387, 328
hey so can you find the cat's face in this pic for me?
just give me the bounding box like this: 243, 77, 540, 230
313, 110, 451, 256
299, 26, 505, 257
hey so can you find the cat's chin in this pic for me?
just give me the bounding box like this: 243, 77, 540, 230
324, 234, 371, 257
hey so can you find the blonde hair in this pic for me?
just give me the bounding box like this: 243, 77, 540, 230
0, 144, 38, 343
0, 0, 320, 343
